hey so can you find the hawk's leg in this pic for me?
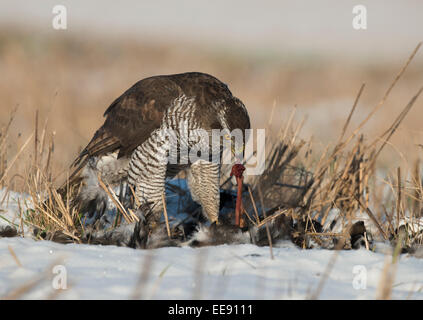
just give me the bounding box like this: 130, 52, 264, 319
187, 159, 221, 223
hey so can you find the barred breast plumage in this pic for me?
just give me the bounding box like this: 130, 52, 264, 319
63, 72, 250, 225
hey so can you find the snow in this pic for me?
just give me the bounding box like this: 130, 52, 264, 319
1, 237, 423, 299
1, 188, 423, 300
0, 190, 32, 235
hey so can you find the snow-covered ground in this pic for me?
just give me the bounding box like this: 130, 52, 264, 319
1, 189, 423, 300
2, 237, 423, 299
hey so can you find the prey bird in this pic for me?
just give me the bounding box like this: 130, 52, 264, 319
62, 72, 250, 228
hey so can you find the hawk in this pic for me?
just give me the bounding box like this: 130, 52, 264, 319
64, 72, 250, 227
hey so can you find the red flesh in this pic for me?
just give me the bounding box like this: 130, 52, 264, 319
230, 164, 245, 227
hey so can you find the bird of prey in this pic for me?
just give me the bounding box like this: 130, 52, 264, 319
63, 72, 250, 227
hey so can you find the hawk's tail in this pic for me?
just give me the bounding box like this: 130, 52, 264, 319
58, 127, 121, 196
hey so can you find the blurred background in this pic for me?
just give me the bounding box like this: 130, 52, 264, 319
0, 0, 422, 182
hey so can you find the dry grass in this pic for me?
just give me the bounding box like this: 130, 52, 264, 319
0, 35, 422, 243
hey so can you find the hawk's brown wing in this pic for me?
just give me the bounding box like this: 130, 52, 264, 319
65, 76, 182, 188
